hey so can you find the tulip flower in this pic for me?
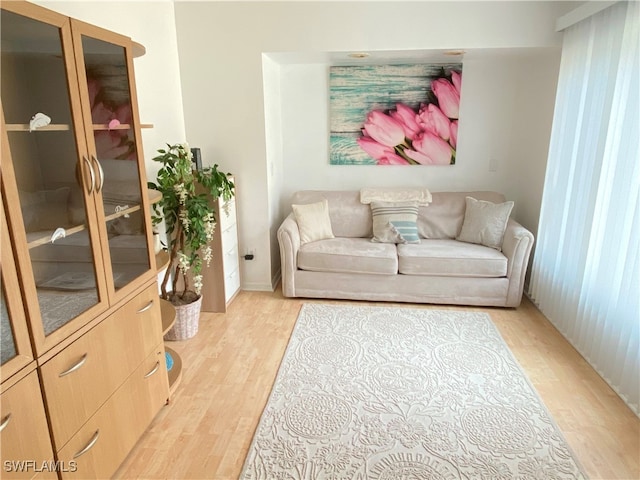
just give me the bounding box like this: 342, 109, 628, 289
451, 71, 462, 95
405, 130, 453, 165
87, 77, 100, 108
91, 102, 114, 124
115, 103, 132, 124
362, 110, 406, 147
417, 103, 451, 141
357, 136, 408, 165
378, 154, 411, 165
94, 131, 131, 159
450, 120, 458, 149
390, 103, 421, 140
431, 78, 460, 119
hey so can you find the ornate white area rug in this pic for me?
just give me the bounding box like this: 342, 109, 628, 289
240, 304, 588, 479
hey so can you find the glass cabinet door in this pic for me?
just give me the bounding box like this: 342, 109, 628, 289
0, 291, 16, 366
1, 205, 35, 383
72, 25, 153, 298
1, 6, 109, 352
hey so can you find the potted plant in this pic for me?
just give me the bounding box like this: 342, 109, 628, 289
148, 143, 234, 339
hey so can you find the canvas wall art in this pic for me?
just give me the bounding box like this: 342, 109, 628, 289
329, 63, 462, 165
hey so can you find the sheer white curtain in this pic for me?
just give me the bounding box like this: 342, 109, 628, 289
529, 1, 639, 415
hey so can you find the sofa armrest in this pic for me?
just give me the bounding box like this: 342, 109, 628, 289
501, 219, 535, 307
277, 213, 301, 297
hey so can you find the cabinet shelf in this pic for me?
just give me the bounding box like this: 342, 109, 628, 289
5, 124, 70, 132
104, 203, 142, 222
164, 346, 182, 397
148, 189, 162, 205
160, 299, 176, 336
5, 123, 152, 132
92, 123, 153, 131
155, 250, 170, 272
26, 189, 159, 249
27, 224, 87, 249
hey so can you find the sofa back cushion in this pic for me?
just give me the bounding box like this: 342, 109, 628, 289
290, 190, 506, 239
418, 191, 506, 239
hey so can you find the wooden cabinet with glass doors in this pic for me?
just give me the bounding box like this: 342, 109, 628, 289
1, 2, 168, 478
1, 2, 157, 357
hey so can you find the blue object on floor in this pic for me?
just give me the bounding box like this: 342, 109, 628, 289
165, 351, 174, 371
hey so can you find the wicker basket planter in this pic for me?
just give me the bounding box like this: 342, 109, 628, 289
164, 295, 202, 341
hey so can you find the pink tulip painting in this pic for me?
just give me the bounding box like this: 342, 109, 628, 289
354, 70, 461, 166
329, 64, 461, 165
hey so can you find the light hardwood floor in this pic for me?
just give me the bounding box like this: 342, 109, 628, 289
115, 289, 639, 480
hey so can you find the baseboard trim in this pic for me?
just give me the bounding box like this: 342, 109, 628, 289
242, 282, 276, 292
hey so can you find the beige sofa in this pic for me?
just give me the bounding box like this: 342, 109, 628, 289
277, 190, 534, 307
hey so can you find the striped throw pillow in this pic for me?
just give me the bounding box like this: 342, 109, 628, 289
371, 201, 420, 244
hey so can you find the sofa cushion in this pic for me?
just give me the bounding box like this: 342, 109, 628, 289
292, 199, 335, 244
456, 196, 513, 250
417, 191, 507, 239
397, 239, 508, 277
298, 237, 398, 275
371, 201, 420, 244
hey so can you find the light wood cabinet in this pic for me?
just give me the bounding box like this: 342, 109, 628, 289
0, 368, 57, 480
40, 284, 163, 450
1, 2, 168, 478
57, 346, 168, 479
201, 194, 241, 312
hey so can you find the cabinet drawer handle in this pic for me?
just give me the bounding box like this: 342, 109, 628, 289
144, 361, 160, 378
83, 156, 95, 194
0, 413, 11, 433
137, 300, 154, 314
73, 429, 100, 459
59, 353, 88, 377
92, 156, 104, 192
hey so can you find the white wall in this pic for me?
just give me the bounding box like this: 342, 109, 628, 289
262, 55, 285, 289
174, 1, 570, 290
35, 0, 187, 184
276, 52, 525, 220
506, 51, 562, 238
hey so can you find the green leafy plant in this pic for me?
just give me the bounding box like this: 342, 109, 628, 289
148, 143, 234, 305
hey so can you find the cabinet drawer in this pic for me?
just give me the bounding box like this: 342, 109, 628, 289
40, 284, 162, 450
224, 268, 241, 302
116, 284, 164, 358
1, 370, 57, 480
221, 220, 237, 248
57, 346, 168, 480
219, 200, 236, 229
222, 244, 239, 274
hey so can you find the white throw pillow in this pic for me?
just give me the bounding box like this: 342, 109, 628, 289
292, 199, 335, 244
457, 196, 514, 250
